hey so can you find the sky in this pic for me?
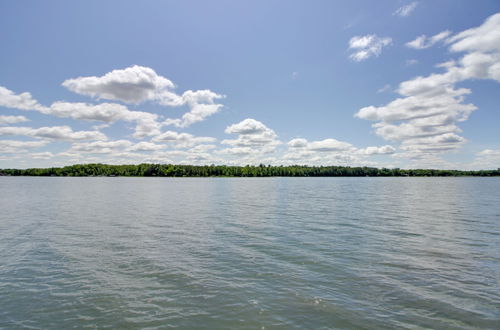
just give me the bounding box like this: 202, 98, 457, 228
1, 0, 500, 169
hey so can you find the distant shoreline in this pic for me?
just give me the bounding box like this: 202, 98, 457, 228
1, 163, 499, 177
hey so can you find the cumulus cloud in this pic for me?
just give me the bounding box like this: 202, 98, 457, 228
63, 65, 225, 127
163, 90, 225, 128
308, 139, 353, 152
356, 86, 476, 157
287, 138, 308, 148
393, 1, 418, 17
284, 136, 394, 165
217, 118, 282, 163
218, 120, 396, 166
349, 35, 392, 61
289, 137, 393, 153
0, 86, 162, 138
406, 30, 452, 49
0, 126, 106, 141
217, 147, 255, 156
0, 86, 47, 111
58, 140, 176, 164
357, 145, 396, 155
68, 140, 133, 154
188, 144, 216, 153
152, 130, 216, 148
477, 149, 500, 157
132, 148, 223, 165
0, 140, 49, 154
48, 102, 132, 122
127, 141, 165, 152
49, 102, 162, 138
62, 65, 176, 104
29, 152, 55, 160
222, 118, 280, 148
2, 65, 225, 141
468, 149, 500, 170
355, 13, 500, 164
0, 115, 29, 125
225, 118, 272, 135
356, 87, 476, 123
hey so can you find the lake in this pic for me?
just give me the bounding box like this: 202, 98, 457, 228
0, 177, 499, 329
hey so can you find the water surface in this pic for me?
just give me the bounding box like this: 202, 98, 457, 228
0, 177, 499, 329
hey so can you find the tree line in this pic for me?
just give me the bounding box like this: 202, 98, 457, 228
1, 163, 499, 177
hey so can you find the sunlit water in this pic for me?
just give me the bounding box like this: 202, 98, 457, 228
0, 177, 499, 329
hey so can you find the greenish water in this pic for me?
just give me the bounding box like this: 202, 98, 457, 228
0, 177, 499, 329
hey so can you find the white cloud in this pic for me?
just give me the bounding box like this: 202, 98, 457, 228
127, 141, 165, 152
468, 149, 500, 170
48, 102, 163, 138
217, 147, 255, 156
308, 138, 353, 152
218, 119, 282, 163
219, 122, 396, 166
393, 2, 418, 17
62, 65, 176, 104
188, 144, 216, 153
225, 118, 272, 135
163, 90, 225, 128
152, 130, 216, 148
477, 149, 500, 157
284, 137, 394, 165
92, 123, 111, 130
0, 140, 49, 154
68, 140, 133, 154
349, 35, 392, 61
0, 115, 29, 125
0, 126, 106, 141
282, 146, 377, 167
405, 59, 418, 66
287, 138, 308, 148
48, 102, 132, 122
0, 86, 162, 138
356, 87, 476, 123
1, 65, 225, 141
377, 84, 392, 93
140, 149, 223, 165
30, 152, 55, 159
0, 86, 47, 111
63, 65, 225, 127
447, 13, 500, 53
356, 13, 500, 165
222, 118, 280, 148
406, 30, 452, 49
357, 145, 396, 155
400, 133, 467, 152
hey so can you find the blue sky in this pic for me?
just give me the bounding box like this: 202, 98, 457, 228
1, 0, 499, 169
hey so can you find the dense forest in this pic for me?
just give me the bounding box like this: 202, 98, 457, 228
1, 163, 499, 177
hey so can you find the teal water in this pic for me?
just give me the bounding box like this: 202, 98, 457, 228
0, 177, 499, 329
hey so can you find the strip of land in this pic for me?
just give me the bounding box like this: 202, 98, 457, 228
1, 164, 499, 177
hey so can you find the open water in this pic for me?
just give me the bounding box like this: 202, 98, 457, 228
0, 177, 499, 329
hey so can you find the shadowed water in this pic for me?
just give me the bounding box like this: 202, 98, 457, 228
0, 177, 499, 329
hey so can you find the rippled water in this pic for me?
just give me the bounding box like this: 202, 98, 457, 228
0, 177, 499, 329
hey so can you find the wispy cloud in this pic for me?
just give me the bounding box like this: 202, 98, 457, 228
406, 30, 452, 49
377, 84, 392, 93
405, 59, 418, 66
356, 13, 500, 167
63, 65, 225, 128
393, 2, 418, 17
348, 35, 392, 61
